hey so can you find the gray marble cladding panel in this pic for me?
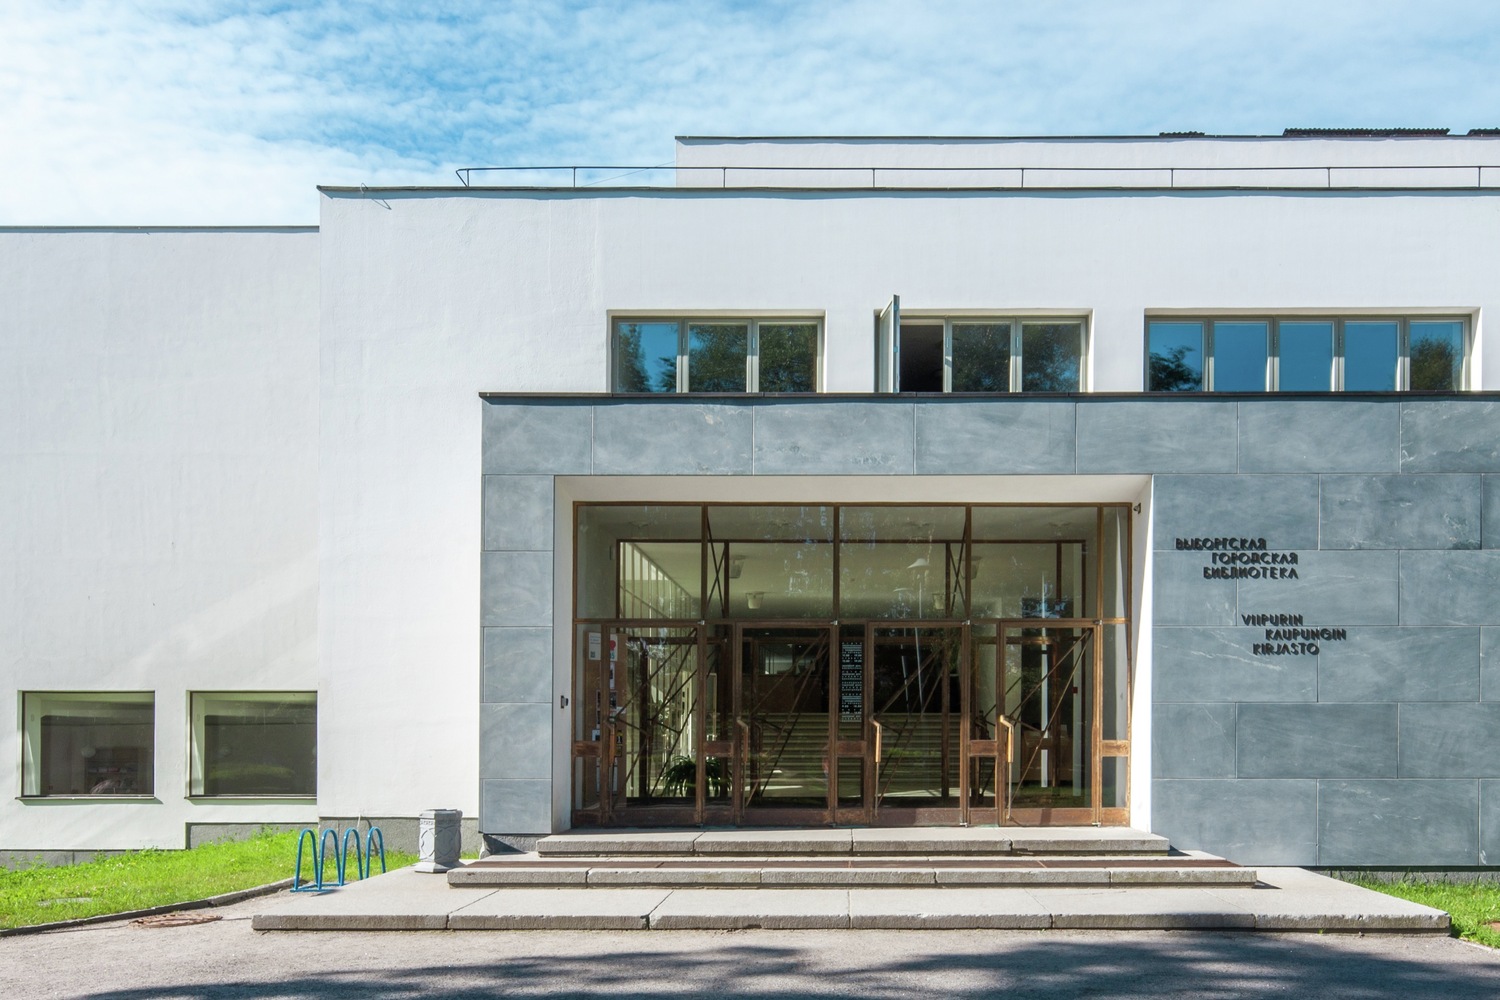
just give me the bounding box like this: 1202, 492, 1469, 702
1318, 779, 1479, 866
1237, 400, 1400, 474
1237, 550, 1399, 625
1151, 779, 1318, 866
482, 402, 592, 475
1151, 552, 1235, 626
1152, 628, 1317, 703
1236, 704, 1398, 778
1483, 781, 1500, 866
912, 401, 1076, 474
1152, 703, 1237, 778
1486, 628, 1500, 701
480, 703, 553, 782
481, 550, 553, 627
1075, 401, 1238, 474
1319, 474, 1482, 550
1317, 627, 1480, 702
482, 627, 554, 704
1399, 550, 1500, 625
480, 779, 552, 835
1152, 475, 1319, 550
753, 402, 915, 474
483, 476, 554, 551
592, 402, 753, 475
1401, 400, 1500, 473
1399, 704, 1500, 777
1486, 476, 1500, 549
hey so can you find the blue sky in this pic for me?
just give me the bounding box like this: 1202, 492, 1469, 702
4, 0, 1499, 224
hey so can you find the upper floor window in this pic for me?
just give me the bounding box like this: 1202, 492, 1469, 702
613, 317, 821, 393
1146, 316, 1468, 392
878, 303, 1087, 393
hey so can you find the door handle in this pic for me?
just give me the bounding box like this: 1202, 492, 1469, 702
872, 719, 884, 763
994, 714, 1015, 762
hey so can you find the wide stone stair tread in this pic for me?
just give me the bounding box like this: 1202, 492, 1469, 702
449, 850, 1257, 889
251, 865, 1452, 935
534, 827, 1172, 858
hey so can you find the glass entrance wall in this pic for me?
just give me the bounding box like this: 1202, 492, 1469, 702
573, 502, 1132, 827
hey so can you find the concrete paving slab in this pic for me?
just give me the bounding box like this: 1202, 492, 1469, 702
251, 867, 486, 931
851, 827, 1014, 854
587, 867, 763, 886
449, 866, 590, 886
759, 867, 936, 886
1231, 868, 1450, 932
1029, 886, 1257, 930
1108, 867, 1260, 886
648, 889, 851, 929
1009, 829, 1170, 855
447, 888, 670, 930
537, 831, 700, 856
936, 867, 1113, 886
848, 888, 1052, 929
252, 857, 1450, 935
694, 829, 853, 854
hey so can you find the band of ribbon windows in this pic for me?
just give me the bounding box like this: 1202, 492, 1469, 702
614, 318, 820, 393
1147, 317, 1467, 392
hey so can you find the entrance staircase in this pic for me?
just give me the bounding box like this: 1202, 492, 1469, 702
249, 826, 1452, 932
450, 827, 1253, 892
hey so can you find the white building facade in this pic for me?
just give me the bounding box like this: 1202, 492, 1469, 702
4, 133, 1499, 867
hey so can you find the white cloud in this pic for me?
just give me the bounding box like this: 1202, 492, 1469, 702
2, 0, 1499, 224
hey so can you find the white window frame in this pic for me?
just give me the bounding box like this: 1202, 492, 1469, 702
20, 691, 156, 798
187, 691, 318, 799
611, 315, 824, 393
893, 313, 1090, 393
1145, 315, 1471, 392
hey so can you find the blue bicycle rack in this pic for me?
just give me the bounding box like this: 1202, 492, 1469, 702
292, 825, 387, 892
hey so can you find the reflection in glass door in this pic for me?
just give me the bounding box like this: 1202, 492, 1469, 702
737, 625, 833, 823
970, 621, 1100, 826
869, 625, 964, 824
571, 501, 1132, 828
571, 625, 701, 826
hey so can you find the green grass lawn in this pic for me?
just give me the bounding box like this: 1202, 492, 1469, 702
0, 829, 417, 930
1345, 878, 1500, 948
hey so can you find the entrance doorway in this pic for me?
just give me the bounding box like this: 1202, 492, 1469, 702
571, 502, 1131, 828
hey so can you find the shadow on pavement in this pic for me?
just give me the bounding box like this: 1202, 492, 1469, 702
73, 931, 1500, 1000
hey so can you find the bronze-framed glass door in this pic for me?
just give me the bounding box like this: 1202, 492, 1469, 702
969, 619, 1104, 826
734, 623, 836, 825
867, 623, 966, 825
570, 501, 1133, 829
571, 624, 702, 827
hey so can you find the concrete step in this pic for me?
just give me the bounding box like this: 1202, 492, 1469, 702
535, 827, 1170, 858
449, 854, 1258, 890
250, 866, 1453, 933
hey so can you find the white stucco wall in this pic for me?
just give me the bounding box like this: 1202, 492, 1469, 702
317, 180, 1500, 825
8, 138, 1500, 850
0, 229, 320, 851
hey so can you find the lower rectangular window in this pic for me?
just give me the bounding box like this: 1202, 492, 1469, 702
22, 692, 155, 796
190, 692, 317, 797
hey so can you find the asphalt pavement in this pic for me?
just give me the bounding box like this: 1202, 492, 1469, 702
4, 890, 1499, 1000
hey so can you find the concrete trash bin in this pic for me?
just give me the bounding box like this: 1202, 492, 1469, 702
415, 808, 463, 872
